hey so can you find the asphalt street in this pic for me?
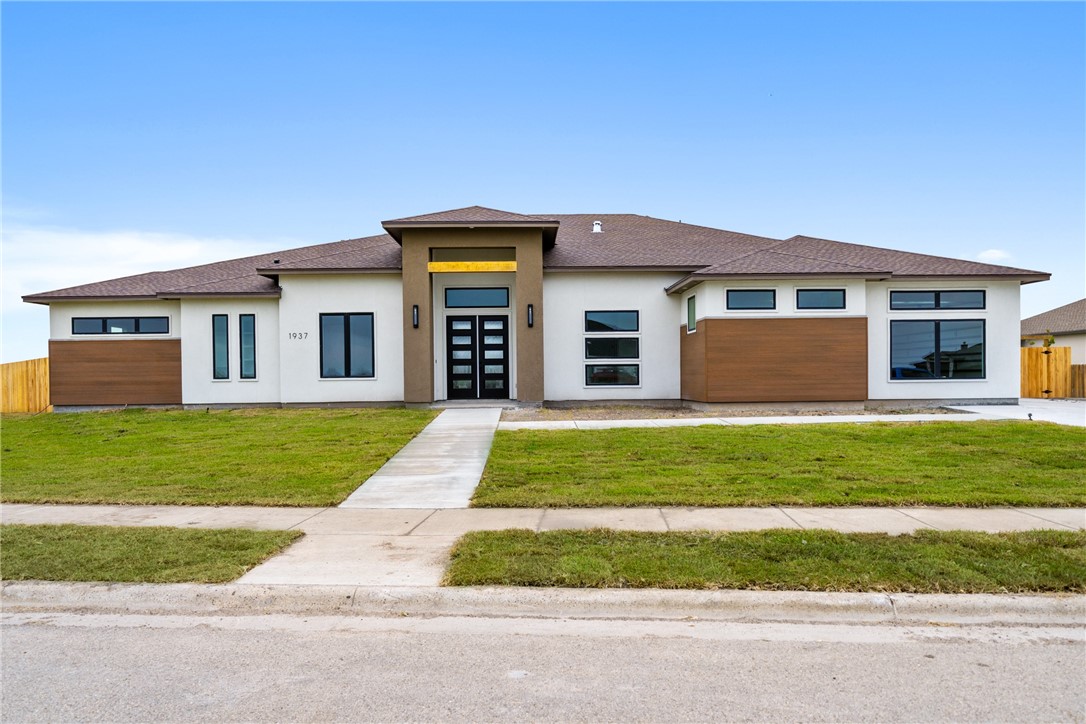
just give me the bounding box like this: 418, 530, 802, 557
3, 609, 1083, 722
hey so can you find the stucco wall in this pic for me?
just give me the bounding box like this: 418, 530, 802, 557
543, 272, 683, 400
49, 300, 182, 339
179, 298, 281, 404
866, 280, 1021, 401
276, 274, 404, 403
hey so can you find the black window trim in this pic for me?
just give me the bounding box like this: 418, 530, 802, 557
584, 309, 640, 333
212, 314, 229, 380
319, 312, 376, 379
584, 337, 640, 360
889, 290, 986, 310
889, 318, 986, 381
444, 287, 510, 309
584, 363, 641, 387
71, 316, 170, 335
239, 313, 257, 380
796, 288, 847, 310
726, 289, 777, 311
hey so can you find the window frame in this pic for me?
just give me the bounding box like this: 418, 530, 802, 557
889, 290, 986, 311
796, 288, 846, 310
726, 289, 777, 311
584, 310, 639, 333
71, 316, 171, 335
686, 295, 696, 332
319, 312, 376, 379
583, 309, 642, 387
239, 314, 257, 380
444, 287, 510, 309
585, 364, 641, 387
889, 319, 986, 381
212, 314, 229, 380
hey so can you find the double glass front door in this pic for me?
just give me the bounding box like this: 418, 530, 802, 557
446, 315, 509, 399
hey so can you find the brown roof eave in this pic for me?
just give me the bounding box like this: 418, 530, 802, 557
890, 273, 1051, 285
21, 294, 161, 306
382, 220, 560, 245
544, 266, 701, 274
255, 267, 401, 276
157, 291, 282, 300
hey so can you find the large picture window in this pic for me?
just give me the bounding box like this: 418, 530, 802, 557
890, 320, 985, 379
320, 313, 375, 378
72, 317, 170, 335
212, 315, 229, 380
727, 289, 776, 310
239, 314, 256, 380
890, 290, 985, 310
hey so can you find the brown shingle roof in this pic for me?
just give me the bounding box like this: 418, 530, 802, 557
23, 210, 1050, 303
1021, 298, 1086, 336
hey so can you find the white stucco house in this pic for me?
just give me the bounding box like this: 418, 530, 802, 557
23, 206, 1049, 409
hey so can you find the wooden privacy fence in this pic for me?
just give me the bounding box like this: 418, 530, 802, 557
1, 357, 50, 413
1020, 346, 1072, 399
1072, 364, 1086, 399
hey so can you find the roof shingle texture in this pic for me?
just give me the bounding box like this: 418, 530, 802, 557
1021, 298, 1086, 336
23, 210, 1048, 301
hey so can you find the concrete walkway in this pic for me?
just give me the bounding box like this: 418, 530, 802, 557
4, 503, 1083, 587
338, 407, 501, 509
947, 398, 1085, 427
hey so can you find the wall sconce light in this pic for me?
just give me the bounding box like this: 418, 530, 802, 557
412, 305, 419, 329
527, 304, 534, 328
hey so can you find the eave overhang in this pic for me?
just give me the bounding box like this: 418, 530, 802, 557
381, 219, 560, 248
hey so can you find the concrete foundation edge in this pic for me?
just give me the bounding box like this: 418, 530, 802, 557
2, 581, 1082, 626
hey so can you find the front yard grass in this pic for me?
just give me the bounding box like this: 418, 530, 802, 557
474, 421, 1086, 508
0, 524, 302, 583
1, 407, 437, 506
444, 528, 1086, 593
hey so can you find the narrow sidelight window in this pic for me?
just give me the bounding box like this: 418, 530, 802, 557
687, 296, 696, 331
320, 313, 375, 378
212, 315, 229, 380
239, 314, 256, 379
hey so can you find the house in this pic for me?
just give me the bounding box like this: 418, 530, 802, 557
23, 206, 1050, 409
1021, 298, 1086, 364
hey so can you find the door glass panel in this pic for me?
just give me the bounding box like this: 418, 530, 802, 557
452, 336, 472, 345
451, 321, 472, 330
452, 380, 472, 389
484, 365, 503, 374
484, 380, 504, 389
483, 335, 503, 345
452, 350, 472, 360
483, 320, 504, 330
453, 365, 472, 374
484, 350, 504, 359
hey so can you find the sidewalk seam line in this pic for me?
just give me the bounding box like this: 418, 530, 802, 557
777, 507, 805, 529
288, 507, 333, 531
893, 508, 942, 531
1011, 508, 1078, 530
405, 510, 439, 536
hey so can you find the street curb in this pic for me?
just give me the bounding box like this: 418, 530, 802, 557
3, 581, 1083, 626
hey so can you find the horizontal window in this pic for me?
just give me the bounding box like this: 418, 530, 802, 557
585, 364, 640, 386
796, 289, 846, 310
585, 337, 639, 359
890, 320, 985, 380
727, 290, 776, 310
890, 290, 985, 310
72, 317, 170, 335
585, 310, 639, 332
320, 313, 375, 378
445, 288, 509, 308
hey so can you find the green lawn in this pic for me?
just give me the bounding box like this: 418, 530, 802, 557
0, 524, 302, 583
1, 407, 437, 506
473, 421, 1086, 508
445, 528, 1086, 593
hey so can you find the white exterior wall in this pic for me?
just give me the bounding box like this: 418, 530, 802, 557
543, 272, 683, 400
179, 298, 281, 404
686, 279, 869, 322
49, 300, 182, 340
867, 280, 1021, 401
277, 274, 404, 404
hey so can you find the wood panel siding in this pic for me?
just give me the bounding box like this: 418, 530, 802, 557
701, 318, 868, 402
49, 340, 182, 406
679, 325, 707, 402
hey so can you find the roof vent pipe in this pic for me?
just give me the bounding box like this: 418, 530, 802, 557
592, 220, 603, 233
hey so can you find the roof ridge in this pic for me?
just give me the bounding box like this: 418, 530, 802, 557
785, 234, 1046, 275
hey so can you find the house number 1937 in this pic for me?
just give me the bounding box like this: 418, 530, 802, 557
288, 332, 308, 340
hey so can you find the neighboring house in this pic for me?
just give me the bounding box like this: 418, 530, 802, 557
23, 206, 1050, 409
1021, 298, 1086, 364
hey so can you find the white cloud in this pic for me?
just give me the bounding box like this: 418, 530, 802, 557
975, 248, 1013, 264
1, 224, 277, 362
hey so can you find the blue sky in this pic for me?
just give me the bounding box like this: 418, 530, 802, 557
3, 1, 1083, 362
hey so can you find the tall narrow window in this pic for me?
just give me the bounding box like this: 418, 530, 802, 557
320, 313, 375, 378
212, 315, 229, 380
239, 314, 256, 380
687, 296, 697, 331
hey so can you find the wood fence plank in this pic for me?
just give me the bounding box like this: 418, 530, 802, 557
0, 357, 50, 413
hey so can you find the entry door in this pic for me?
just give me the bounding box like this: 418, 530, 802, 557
446, 315, 509, 399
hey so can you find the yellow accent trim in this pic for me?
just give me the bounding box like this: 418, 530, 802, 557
427, 261, 518, 273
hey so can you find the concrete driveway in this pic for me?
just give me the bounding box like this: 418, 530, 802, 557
948, 398, 1086, 427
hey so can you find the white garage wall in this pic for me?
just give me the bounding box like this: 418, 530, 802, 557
179, 298, 281, 405
277, 274, 404, 404
867, 280, 1021, 401
543, 272, 683, 400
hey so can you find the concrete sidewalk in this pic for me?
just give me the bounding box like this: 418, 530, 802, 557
499, 412, 981, 430
4, 503, 1083, 587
